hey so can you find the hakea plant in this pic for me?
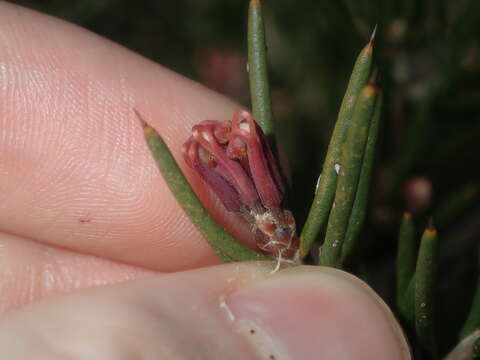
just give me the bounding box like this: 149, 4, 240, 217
136, 0, 379, 266
182, 110, 298, 259
136, 0, 480, 358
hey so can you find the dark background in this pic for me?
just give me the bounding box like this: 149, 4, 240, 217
10, 0, 480, 355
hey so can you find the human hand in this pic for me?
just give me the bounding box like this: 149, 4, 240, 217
0, 3, 410, 358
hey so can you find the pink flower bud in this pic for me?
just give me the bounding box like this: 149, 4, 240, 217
182, 110, 298, 258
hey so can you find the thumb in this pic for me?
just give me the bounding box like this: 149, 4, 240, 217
0, 263, 410, 359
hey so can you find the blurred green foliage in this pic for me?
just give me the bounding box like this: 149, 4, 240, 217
13, 0, 480, 356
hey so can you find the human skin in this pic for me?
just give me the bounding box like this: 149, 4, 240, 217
0, 2, 411, 359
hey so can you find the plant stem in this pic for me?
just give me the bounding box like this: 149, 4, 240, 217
300, 33, 375, 259
136, 110, 267, 263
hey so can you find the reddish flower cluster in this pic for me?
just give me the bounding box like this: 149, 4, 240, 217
182, 110, 298, 259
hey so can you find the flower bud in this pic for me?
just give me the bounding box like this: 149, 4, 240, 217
182, 110, 297, 258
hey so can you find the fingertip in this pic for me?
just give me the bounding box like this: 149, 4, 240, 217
0, 262, 410, 359
227, 265, 411, 359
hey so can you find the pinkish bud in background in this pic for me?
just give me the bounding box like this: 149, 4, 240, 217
403, 175, 433, 215
182, 110, 298, 259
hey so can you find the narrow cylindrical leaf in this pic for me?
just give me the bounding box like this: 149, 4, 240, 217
136, 111, 267, 263
399, 273, 416, 325
460, 275, 480, 340
248, 0, 274, 137
319, 81, 380, 267
340, 91, 383, 264
300, 34, 375, 259
415, 222, 438, 359
396, 212, 417, 307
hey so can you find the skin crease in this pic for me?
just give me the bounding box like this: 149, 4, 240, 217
0, 3, 411, 359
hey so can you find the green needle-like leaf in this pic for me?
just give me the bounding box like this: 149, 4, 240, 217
460, 275, 480, 340
399, 273, 416, 325
135, 110, 267, 263
340, 91, 383, 264
396, 212, 417, 307
415, 221, 439, 359
300, 32, 375, 259
248, 0, 274, 137
319, 80, 380, 267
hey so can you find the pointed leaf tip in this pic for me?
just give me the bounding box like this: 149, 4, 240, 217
133, 108, 146, 126
134, 109, 155, 136
363, 82, 380, 98
300, 35, 374, 258
370, 24, 378, 43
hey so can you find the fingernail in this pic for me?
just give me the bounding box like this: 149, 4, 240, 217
226, 265, 411, 360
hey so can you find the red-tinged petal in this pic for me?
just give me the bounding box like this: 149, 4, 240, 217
194, 120, 231, 144
257, 123, 285, 195
183, 138, 243, 212
230, 110, 283, 207
192, 121, 259, 207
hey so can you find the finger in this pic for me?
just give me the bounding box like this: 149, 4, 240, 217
0, 2, 255, 271
0, 263, 411, 360
0, 231, 154, 317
